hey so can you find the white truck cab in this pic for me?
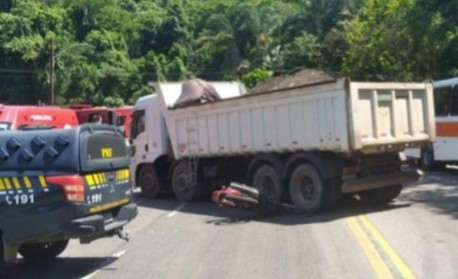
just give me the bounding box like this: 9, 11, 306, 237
130, 81, 246, 197
130, 95, 167, 183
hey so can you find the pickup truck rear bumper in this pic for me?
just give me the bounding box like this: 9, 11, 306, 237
63, 203, 138, 242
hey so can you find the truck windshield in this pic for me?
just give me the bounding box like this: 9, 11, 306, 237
0, 122, 11, 131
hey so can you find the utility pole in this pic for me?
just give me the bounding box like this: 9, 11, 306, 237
48, 42, 88, 105
50, 37, 55, 105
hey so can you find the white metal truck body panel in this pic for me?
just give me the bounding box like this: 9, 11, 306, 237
152, 79, 434, 159
130, 95, 167, 175
348, 81, 435, 150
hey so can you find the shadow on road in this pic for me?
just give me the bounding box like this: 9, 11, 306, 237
1, 256, 118, 279
135, 191, 414, 226
205, 198, 414, 226
398, 167, 458, 219
135, 192, 261, 221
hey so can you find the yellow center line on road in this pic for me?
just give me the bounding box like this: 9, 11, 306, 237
359, 215, 417, 279
346, 216, 395, 279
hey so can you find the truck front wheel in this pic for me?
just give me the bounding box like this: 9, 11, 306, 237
139, 165, 160, 198
19, 240, 69, 262
289, 164, 324, 213
172, 161, 197, 201
253, 165, 283, 201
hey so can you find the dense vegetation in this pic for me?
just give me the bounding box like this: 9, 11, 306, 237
0, 0, 456, 105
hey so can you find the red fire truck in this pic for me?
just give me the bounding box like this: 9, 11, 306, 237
0, 104, 79, 131
69, 105, 133, 138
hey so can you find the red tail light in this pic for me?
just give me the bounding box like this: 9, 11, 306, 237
46, 175, 85, 202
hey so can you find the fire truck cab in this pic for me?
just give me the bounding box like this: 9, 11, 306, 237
0, 104, 79, 131
69, 105, 132, 138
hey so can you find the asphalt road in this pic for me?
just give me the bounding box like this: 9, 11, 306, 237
5, 168, 458, 279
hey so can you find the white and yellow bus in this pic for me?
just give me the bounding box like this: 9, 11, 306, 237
405, 77, 458, 169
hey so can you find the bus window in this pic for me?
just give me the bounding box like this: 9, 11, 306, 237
449, 86, 458, 116
434, 87, 450, 116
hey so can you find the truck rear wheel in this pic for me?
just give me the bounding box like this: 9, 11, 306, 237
139, 165, 160, 198
172, 161, 197, 201
252, 165, 282, 201
289, 164, 324, 213
19, 240, 69, 262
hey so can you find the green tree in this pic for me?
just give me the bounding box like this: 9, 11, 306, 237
342, 0, 417, 81
407, 0, 458, 78
0, 0, 69, 104
241, 68, 271, 88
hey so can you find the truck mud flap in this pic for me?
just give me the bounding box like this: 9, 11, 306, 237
341, 169, 423, 194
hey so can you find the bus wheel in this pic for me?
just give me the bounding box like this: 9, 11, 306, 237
172, 160, 197, 202
252, 165, 283, 201
139, 165, 160, 198
289, 164, 324, 213
420, 146, 435, 170
421, 146, 445, 170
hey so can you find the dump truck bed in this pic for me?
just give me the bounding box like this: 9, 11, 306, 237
154, 79, 435, 159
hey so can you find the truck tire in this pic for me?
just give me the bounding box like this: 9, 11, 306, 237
289, 164, 324, 213
172, 161, 197, 201
252, 165, 283, 201
19, 240, 69, 262
359, 185, 402, 204
139, 165, 160, 198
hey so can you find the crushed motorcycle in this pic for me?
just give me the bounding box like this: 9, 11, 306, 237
211, 182, 297, 215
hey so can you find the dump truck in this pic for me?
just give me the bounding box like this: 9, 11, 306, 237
130, 78, 435, 212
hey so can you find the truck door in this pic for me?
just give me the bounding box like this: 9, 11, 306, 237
130, 109, 146, 174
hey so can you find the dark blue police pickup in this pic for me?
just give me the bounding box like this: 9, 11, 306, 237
0, 124, 137, 264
